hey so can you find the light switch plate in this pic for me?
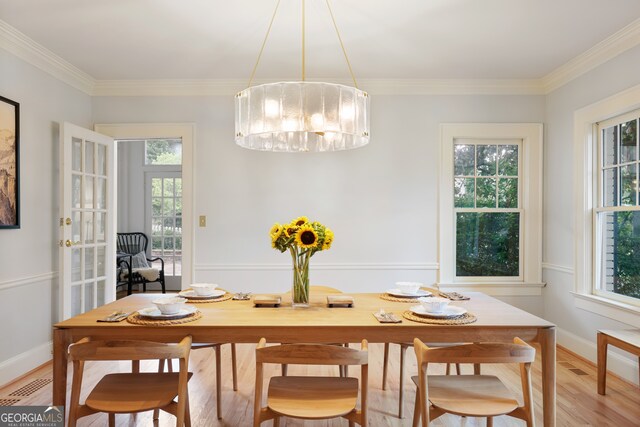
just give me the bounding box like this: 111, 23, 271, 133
199, 215, 206, 227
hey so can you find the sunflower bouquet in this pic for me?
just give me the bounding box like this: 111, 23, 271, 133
270, 216, 334, 306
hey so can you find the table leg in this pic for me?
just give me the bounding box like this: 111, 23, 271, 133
597, 332, 608, 395
53, 328, 71, 406
539, 327, 556, 427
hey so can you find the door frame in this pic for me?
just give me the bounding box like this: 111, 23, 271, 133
94, 123, 195, 288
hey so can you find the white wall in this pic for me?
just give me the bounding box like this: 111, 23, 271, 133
92, 94, 545, 317
0, 49, 92, 384
544, 44, 640, 384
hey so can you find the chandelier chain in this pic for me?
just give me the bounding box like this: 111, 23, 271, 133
247, 0, 282, 88
325, 0, 358, 89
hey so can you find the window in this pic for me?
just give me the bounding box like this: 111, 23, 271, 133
144, 138, 182, 165
595, 110, 640, 304
439, 124, 543, 294
454, 142, 521, 278
574, 84, 640, 325
149, 174, 182, 277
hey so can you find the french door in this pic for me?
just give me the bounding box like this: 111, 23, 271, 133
59, 122, 115, 320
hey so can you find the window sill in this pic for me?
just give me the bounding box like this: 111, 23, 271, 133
571, 292, 640, 327
436, 282, 546, 296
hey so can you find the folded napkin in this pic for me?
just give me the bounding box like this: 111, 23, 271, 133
373, 311, 402, 323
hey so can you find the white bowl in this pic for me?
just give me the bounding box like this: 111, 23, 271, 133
190, 283, 218, 296
395, 282, 422, 295
153, 297, 187, 315
418, 297, 450, 313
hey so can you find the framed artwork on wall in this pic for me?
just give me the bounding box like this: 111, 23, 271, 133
0, 95, 19, 229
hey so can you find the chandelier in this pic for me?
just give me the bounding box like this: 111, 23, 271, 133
234, 0, 370, 152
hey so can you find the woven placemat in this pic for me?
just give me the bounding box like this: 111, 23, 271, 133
127, 310, 202, 325
380, 293, 426, 303
402, 310, 477, 325
183, 293, 233, 304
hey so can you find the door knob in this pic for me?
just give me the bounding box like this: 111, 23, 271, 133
65, 240, 80, 247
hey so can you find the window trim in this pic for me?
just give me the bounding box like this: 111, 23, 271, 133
439, 123, 543, 295
574, 83, 640, 319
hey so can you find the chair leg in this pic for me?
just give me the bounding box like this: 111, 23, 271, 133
143, 281, 147, 293
281, 364, 288, 376
487, 416, 493, 427
273, 417, 280, 427
211, 345, 221, 420
108, 413, 115, 427
474, 363, 481, 375
161, 272, 166, 293
231, 343, 238, 391
446, 363, 451, 375
382, 343, 390, 390
412, 386, 420, 427
398, 344, 408, 418
184, 389, 191, 427
455, 363, 461, 375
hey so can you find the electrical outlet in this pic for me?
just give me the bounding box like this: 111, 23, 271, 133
199, 215, 206, 227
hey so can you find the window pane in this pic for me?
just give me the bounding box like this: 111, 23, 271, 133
175, 198, 182, 217
598, 211, 640, 300
456, 212, 520, 277
620, 164, 637, 206
476, 145, 497, 176
144, 138, 182, 165
152, 198, 162, 216
498, 145, 518, 176
151, 178, 162, 197
175, 178, 182, 196
603, 168, 618, 207
163, 178, 174, 196
163, 198, 174, 217
454, 178, 474, 208
602, 125, 618, 167
454, 144, 475, 176
498, 178, 518, 208
476, 178, 496, 208
85, 141, 94, 174
620, 119, 637, 163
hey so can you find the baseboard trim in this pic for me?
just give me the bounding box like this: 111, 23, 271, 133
0, 341, 52, 387
0, 271, 57, 292
557, 327, 639, 386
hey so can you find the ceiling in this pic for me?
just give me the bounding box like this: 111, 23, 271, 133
1, 0, 640, 83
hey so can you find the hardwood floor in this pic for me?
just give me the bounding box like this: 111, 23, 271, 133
0, 344, 638, 426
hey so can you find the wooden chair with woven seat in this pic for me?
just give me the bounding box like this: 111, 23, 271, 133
411, 338, 535, 427
159, 342, 237, 420
382, 342, 463, 418
253, 338, 369, 427
67, 336, 193, 427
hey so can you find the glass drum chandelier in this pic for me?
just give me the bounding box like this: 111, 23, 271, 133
234, 0, 370, 152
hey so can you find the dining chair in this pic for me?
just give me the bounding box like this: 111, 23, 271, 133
382, 342, 462, 418
253, 339, 369, 427
68, 336, 192, 427
411, 338, 535, 427
281, 285, 350, 378
159, 343, 237, 420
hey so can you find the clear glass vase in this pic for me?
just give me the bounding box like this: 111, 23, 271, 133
292, 261, 310, 307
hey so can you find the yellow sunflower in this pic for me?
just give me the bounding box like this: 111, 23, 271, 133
292, 216, 309, 227
322, 228, 334, 250
295, 224, 319, 249
269, 223, 284, 240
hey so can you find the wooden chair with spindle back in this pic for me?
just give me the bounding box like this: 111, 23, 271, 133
67, 336, 193, 427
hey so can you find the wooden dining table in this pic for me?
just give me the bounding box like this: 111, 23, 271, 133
53, 290, 556, 426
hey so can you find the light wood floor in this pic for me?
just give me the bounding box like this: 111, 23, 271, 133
1, 343, 638, 426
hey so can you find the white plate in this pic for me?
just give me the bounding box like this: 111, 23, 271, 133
179, 289, 226, 299
138, 305, 197, 319
409, 305, 467, 318
386, 288, 432, 298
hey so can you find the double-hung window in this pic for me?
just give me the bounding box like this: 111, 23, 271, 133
595, 111, 640, 304
439, 124, 543, 294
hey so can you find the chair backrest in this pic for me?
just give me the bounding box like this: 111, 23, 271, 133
117, 232, 148, 255
256, 339, 368, 366
69, 336, 192, 362
413, 337, 535, 366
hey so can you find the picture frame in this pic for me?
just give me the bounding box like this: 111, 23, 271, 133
0, 95, 20, 229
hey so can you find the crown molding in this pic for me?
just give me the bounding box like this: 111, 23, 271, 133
2, 16, 640, 97
542, 17, 640, 93
0, 20, 95, 94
